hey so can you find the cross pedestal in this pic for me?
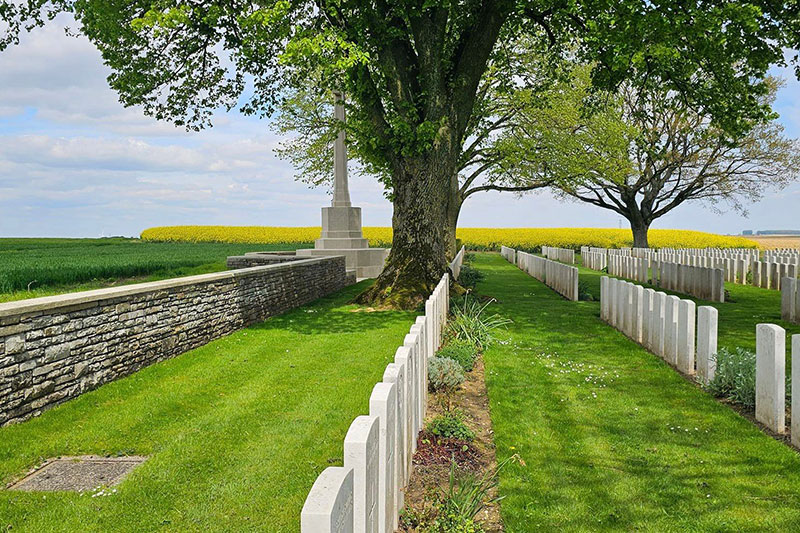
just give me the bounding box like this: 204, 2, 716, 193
296, 91, 388, 279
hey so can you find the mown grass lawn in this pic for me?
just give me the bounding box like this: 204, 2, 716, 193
0, 238, 309, 302
0, 281, 413, 532
475, 253, 800, 532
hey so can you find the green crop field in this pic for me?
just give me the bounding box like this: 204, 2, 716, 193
0, 238, 309, 302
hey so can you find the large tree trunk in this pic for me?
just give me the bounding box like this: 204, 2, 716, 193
356, 156, 455, 309
630, 217, 651, 248
444, 172, 463, 259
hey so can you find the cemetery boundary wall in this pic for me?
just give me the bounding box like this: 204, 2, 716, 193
0, 256, 350, 426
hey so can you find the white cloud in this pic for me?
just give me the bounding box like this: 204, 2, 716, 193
0, 18, 798, 237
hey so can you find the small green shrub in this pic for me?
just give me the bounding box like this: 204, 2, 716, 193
578, 280, 594, 301
437, 340, 479, 372
447, 296, 512, 349
707, 347, 791, 408
425, 511, 484, 533
429, 357, 465, 393
457, 265, 485, 289
706, 347, 756, 407
427, 411, 475, 441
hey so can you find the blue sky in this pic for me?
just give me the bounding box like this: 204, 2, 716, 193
1, 18, 799, 238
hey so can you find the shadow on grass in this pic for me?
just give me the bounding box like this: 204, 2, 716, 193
248, 280, 417, 335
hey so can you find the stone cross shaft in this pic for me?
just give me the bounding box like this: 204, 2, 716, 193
332, 91, 351, 208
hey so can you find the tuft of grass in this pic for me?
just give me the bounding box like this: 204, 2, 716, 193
447, 296, 512, 349
427, 410, 475, 441
437, 340, 479, 372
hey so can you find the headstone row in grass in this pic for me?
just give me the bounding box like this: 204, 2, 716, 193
582, 250, 607, 271
581, 246, 761, 286
602, 274, 800, 449
504, 249, 578, 301
781, 278, 800, 325
752, 261, 799, 290
301, 274, 450, 533
500, 246, 516, 264
542, 246, 575, 264
600, 276, 719, 381
755, 325, 800, 447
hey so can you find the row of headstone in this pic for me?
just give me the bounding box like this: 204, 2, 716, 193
600, 276, 719, 382
542, 246, 575, 264
751, 260, 798, 290
654, 261, 725, 302
764, 249, 800, 263
582, 247, 755, 286
506, 249, 579, 301
781, 277, 800, 325
449, 246, 466, 280
301, 274, 450, 533
607, 255, 649, 284
755, 325, 800, 447
582, 250, 607, 271
500, 245, 516, 264
630, 247, 758, 262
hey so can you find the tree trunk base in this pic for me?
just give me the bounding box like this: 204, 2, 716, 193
354, 273, 433, 310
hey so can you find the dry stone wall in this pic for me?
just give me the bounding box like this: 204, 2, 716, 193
0, 256, 349, 426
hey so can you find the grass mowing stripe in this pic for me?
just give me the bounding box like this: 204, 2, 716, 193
475, 253, 800, 532
0, 281, 414, 532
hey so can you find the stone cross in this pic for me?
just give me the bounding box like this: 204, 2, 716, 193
332, 91, 352, 208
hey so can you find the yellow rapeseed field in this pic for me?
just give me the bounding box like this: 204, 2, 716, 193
141, 226, 758, 250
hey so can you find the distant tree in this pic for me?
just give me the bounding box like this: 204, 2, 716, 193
2, 0, 798, 306
497, 71, 800, 248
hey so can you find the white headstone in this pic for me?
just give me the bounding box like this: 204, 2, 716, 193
696, 306, 718, 383
782, 277, 797, 322
643, 288, 655, 349
632, 284, 644, 343
301, 467, 355, 533
651, 291, 665, 357
755, 324, 786, 434
369, 382, 397, 533
677, 299, 696, 375
394, 346, 416, 454
344, 415, 380, 533
793, 335, 800, 448
382, 363, 407, 496
664, 295, 680, 364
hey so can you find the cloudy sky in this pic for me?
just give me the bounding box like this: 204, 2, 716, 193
1, 18, 799, 238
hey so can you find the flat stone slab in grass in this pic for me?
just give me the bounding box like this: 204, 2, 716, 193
7, 456, 147, 492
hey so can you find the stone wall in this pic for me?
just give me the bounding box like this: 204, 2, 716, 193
226, 252, 299, 269
0, 256, 349, 426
